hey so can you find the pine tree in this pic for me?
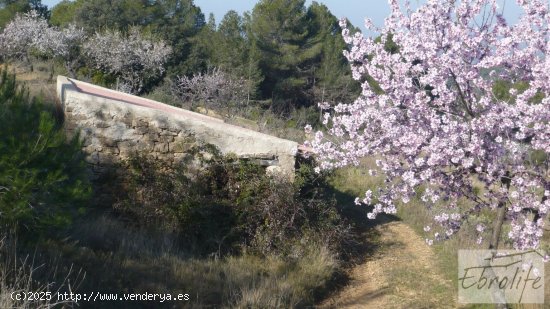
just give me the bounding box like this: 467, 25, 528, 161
0, 69, 90, 231
214, 10, 262, 102
49, 0, 83, 27
307, 2, 358, 106
148, 0, 206, 75
248, 0, 313, 111
73, 0, 152, 32
247, 0, 357, 111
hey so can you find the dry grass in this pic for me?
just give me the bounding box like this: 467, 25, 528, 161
162, 245, 337, 308
329, 157, 384, 197
1, 63, 342, 308
329, 158, 550, 308
0, 235, 81, 309
29, 214, 338, 308
2, 61, 58, 104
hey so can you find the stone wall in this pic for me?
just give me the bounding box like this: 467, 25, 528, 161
57, 76, 299, 180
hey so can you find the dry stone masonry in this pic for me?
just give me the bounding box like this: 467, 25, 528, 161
57, 76, 299, 180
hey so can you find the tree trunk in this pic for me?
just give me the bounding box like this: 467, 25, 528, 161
488, 202, 510, 309
489, 202, 507, 250
65, 62, 77, 79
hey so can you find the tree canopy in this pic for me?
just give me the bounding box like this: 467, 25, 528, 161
0, 0, 359, 117
311, 0, 550, 251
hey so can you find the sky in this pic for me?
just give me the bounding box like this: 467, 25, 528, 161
41, 0, 524, 36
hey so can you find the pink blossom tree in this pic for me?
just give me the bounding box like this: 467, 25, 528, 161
173, 67, 248, 113
0, 10, 86, 77
37, 24, 87, 78
83, 28, 172, 94
0, 11, 171, 88
0, 10, 48, 62
310, 0, 549, 251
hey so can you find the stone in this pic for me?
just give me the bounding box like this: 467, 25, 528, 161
85, 152, 100, 164
266, 166, 283, 176
158, 135, 175, 143
64, 122, 79, 131
81, 137, 93, 147
134, 126, 150, 135
103, 147, 120, 155
95, 121, 111, 128
155, 153, 174, 161
159, 130, 178, 136
85, 144, 102, 153
177, 132, 192, 139
132, 118, 149, 128
98, 136, 117, 147
239, 153, 276, 160
135, 139, 155, 152
170, 141, 196, 153
97, 152, 117, 163
118, 140, 137, 156
119, 116, 133, 127
154, 142, 169, 153
167, 127, 182, 134
82, 128, 94, 136
69, 113, 89, 121
173, 153, 191, 162
150, 118, 169, 129
257, 159, 279, 166
142, 133, 159, 142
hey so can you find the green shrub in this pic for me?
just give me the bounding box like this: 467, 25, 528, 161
91, 70, 116, 88
112, 149, 350, 257
0, 69, 91, 232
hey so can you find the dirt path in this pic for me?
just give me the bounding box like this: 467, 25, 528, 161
319, 221, 454, 309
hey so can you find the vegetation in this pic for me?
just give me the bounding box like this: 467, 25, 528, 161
312, 0, 549, 252
0, 68, 90, 232
0, 68, 88, 307
1, 0, 359, 120
0, 69, 355, 308
0, 0, 47, 28
111, 151, 351, 257
0, 0, 362, 144
1, 0, 548, 308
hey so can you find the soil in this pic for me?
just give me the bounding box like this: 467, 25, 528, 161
319, 221, 454, 309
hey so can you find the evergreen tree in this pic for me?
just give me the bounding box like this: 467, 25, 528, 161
242, 18, 263, 102
73, 0, 152, 32
207, 12, 215, 30
67, 0, 206, 76
248, 0, 313, 111
215, 10, 262, 101
0, 0, 47, 28
0, 69, 90, 231
49, 0, 81, 27
147, 0, 206, 75
247, 0, 356, 111
180, 11, 215, 75
215, 11, 244, 71
307, 2, 358, 105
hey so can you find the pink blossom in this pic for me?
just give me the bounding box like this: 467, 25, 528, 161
84, 27, 171, 94
310, 0, 550, 251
